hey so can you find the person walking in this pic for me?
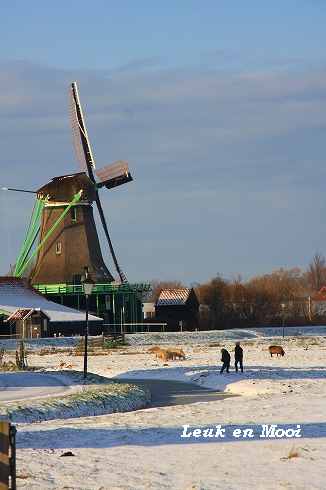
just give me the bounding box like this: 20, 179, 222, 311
220, 348, 231, 374
234, 341, 244, 373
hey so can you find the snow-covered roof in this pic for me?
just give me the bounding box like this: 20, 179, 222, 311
156, 288, 192, 306
0, 278, 102, 323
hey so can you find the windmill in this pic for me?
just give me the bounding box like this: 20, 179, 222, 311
3, 82, 132, 286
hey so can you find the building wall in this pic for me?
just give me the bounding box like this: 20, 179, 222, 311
30, 203, 113, 284
155, 305, 199, 331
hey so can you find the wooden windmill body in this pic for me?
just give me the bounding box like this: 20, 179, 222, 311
30, 173, 114, 284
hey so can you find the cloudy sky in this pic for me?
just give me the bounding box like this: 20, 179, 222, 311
0, 1, 326, 285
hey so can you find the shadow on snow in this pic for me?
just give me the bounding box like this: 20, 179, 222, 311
17, 422, 326, 449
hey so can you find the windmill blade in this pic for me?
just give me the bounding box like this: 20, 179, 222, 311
69, 81, 96, 174
69, 81, 127, 283
94, 194, 127, 283
1, 187, 36, 194
96, 160, 133, 190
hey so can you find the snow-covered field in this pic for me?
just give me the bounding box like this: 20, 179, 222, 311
9, 334, 326, 489
2, 324, 326, 351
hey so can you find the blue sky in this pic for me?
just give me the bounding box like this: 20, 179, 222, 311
0, 1, 326, 284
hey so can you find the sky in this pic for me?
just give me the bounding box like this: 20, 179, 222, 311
0, 1, 326, 285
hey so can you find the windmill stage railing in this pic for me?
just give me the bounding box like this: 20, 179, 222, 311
33, 282, 151, 295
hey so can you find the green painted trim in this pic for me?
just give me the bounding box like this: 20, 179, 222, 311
33, 282, 151, 295
15, 190, 83, 278
14, 199, 44, 276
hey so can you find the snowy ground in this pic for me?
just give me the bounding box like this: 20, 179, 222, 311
0, 372, 74, 403
2, 324, 326, 351
0, 371, 150, 423
7, 334, 326, 489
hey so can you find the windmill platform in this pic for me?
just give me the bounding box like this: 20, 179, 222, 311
33, 281, 151, 335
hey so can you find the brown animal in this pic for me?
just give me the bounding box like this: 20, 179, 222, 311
156, 348, 173, 362
152, 347, 186, 362
147, 346, 161, 354
268, 345, 285, 357
148, 346, 172, 360
168, 348, 186, 360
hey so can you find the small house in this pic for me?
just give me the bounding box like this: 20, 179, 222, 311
155, 288, 199, 331
0, 277, 102, 337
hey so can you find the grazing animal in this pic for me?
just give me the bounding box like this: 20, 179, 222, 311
152, 347, 186, 361
168, 348, 186, 360
156, 348, 172, 362
147, 346, 161, 354
268, 345, 285, 357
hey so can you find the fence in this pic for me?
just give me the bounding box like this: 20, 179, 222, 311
0, 420, 16, 490
103, 323, 167, 334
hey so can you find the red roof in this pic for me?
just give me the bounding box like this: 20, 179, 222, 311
311, 286, 326, 301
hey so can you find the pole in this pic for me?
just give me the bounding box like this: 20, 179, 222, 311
120, 305, 124, 335
281, 303, 285, 338
83, 295, 89, 379
9, 425, 16, 490
0, 419, 10, 490
112, 293, 116, 332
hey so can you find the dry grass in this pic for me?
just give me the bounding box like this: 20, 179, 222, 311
38, 347, 74, 356
16, 473, 31, 480
118, 351, 145, 355
0, 361, 19, 371
73, 349, 112, 356
281, 446, 300, 460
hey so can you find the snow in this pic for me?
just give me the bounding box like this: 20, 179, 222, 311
0, 371, 150, 423
0, 279, 102, 322
5, 333, 326, 489
125, 325, 326, 345
0, 372, 74, 403
0, 336, 80, 351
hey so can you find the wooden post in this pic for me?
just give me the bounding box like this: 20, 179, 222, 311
0, 419, 9, 490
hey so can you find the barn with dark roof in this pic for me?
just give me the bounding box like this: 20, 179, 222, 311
155, 288, 199, 331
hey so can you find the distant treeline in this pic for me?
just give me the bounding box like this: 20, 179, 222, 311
150, 253, 326, 329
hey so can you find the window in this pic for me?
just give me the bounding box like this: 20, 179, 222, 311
55, 242, 62, 255
71, 207, 77, 222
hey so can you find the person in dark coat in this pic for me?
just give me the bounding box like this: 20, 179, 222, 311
220, 348, 231, 374
234, 341, 244, 373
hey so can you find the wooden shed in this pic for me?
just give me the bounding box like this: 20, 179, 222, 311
155, 288, 199, 331
6, 308, 50, 338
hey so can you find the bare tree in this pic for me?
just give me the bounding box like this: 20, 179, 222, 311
307, 253, 326, 291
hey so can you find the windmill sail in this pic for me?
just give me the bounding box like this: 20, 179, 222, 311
69, 81, 128, 284
96, 160, 133, 190
69, 82, 96, 172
